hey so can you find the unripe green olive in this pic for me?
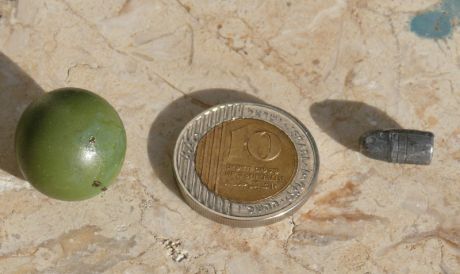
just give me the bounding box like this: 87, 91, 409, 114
15, 88, 126, 201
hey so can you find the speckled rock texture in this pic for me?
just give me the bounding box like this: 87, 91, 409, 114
0, 0, 459, 273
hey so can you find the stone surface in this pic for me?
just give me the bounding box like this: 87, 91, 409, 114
0, 0, 459, 273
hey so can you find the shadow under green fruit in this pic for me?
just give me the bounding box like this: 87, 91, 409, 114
15, 88, 126, 201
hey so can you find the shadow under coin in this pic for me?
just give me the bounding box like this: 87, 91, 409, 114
148, 88, 265, 199
0, 52, 44, 178
310, 100, 401, 151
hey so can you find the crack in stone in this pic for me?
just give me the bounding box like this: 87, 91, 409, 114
145, 68, 211, 108
138, 219, 190, 264
282, 216, 323, 273
60, 0, 130, 58
134, 172, 191, 264
174, 0, 307, 95
65, 63, 99, 83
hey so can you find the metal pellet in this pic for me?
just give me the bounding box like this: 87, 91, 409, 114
360, 129, 434, 165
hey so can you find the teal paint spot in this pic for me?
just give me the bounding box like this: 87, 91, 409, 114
410, 0, 459, 40
410, 11, 452, 39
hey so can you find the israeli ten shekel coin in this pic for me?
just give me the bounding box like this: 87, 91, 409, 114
173, 103, 319, 226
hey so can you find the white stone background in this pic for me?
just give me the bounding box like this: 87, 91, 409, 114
0, 0, 459, 273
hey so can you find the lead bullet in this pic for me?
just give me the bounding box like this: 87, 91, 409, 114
360, 129, 434, 165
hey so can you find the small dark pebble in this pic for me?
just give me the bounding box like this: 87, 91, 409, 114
101, 187, 108, 191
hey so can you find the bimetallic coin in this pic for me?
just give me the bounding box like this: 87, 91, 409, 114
173, 103, 319, 226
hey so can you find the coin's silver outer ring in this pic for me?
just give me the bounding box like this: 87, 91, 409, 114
173, 102, 320, 227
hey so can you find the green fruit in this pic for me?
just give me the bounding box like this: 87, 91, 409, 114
15, 88, 126, 201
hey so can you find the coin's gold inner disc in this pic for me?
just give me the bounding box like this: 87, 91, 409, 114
195, 118, 298, 203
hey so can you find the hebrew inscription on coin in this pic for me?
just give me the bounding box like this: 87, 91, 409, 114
195, 118, 297, 203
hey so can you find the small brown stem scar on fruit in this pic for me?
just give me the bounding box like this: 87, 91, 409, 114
92, 180, 102, 187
